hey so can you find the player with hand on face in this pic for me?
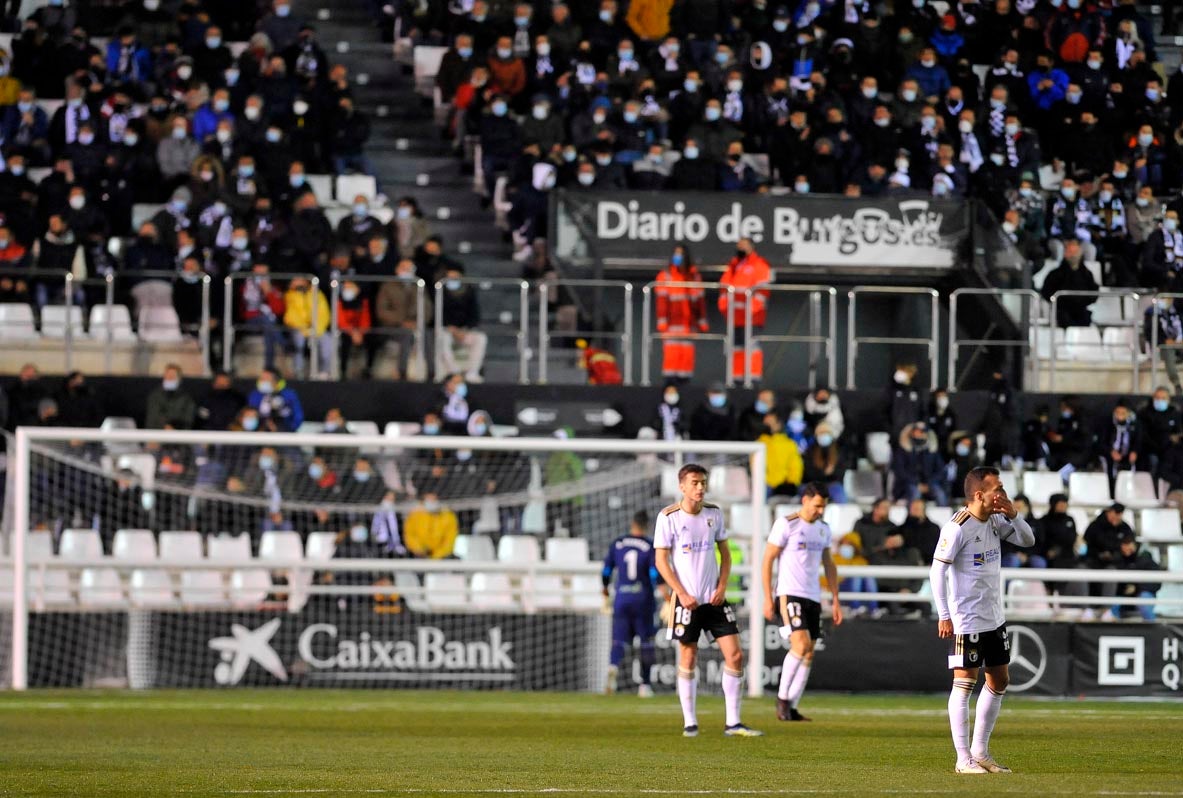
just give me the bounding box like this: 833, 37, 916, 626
654, 463, 762, 738
931, 467, 1035, 775
762, 482, 843, 722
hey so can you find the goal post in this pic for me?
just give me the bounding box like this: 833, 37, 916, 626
4, 426, 767, 695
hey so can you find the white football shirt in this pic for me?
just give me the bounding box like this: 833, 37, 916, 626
933, 508, 1035, 634
767, 513, 831, 602
654, 502, 728, 605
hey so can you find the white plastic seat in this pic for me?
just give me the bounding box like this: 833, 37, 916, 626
88, 304, 136, 341
413, 45, 448, 96
470, 572, 516, 609
59, 529, 103, 560
926, 506, 954, 528
887, 505, 908, 526
0, 303, 38, 340
229, 569, 271, 607
708, 465, 751, 499
531, 574, 566, 610
423, 572, 468, 609
998, 471, 1020, 497
1092, 295, 1133, 326
519, 501, 547, 534
1115, 471, 1159, 509
335, 174, 377, 203
26, 531, 53, 560
159, 531, 204, 560
844, 470, 882, 503
1060, 326, 1106, 361
207, 533, 251, 561
345, 420, 380, 437
823, 503, 862, 536
1028, 325, 1064, 360
305, 531, 337, 561
660, 464, 680, 498
1138, 508, 1183, 543
471, 498, 500, 535
729, 503, 754, 538
1023, 471, 1065, 507
138, 306, 184, 342
40, 304, 84, 338
383, 421, 421, 437
1068, 508, 1092, 537
571, 574, 603, 610
866, 432, 892, 467
112, 529, 157, 562
1006, 579, 1053, 619
772, 503, 802, 521
545, 538, 589, 564
304, 174, 334, 202
394, 571, 429, 612
1068, 471, 1112, 504
79, 568, 123, 606
129, 569, 175, 608
453, 534, 496, 561
1101, 326, 1139, 360
180, 570, 225, 606
258, 531, 304, 562
497, 535, 540, 563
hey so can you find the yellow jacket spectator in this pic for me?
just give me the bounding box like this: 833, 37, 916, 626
404, 494, 459, 559
758, 412, 803, 498
626, 0, 673, 41
282, 278, 332, 379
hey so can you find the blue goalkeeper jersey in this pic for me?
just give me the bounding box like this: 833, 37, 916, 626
602, 535, 659, 607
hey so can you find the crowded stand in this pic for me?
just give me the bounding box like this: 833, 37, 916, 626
0, 0, 1182, 620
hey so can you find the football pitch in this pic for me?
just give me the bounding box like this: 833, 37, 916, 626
0, 690, 1178, 797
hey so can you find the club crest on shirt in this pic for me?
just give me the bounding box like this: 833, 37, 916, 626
707, 516, 715, 528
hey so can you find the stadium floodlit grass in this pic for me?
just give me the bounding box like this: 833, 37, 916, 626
0, 690, 1178, 797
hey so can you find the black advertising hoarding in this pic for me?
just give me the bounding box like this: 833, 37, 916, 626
555, 190, 971, 269
1071, 623, 1183, 697
136, 609, 598, 690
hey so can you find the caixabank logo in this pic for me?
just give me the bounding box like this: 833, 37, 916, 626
208, 620, 517, 686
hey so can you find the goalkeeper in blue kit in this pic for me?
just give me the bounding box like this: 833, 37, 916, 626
602, 511, 667, 697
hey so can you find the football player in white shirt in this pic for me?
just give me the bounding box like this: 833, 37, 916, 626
761, 482, 843, 722
931, 466, 1035, 775
654, 463, 762, 738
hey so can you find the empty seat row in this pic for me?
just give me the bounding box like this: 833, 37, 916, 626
404, 571, 603, 612
0, 303, 185, 343
38, 529, 334, 564
454, 534, 590, 565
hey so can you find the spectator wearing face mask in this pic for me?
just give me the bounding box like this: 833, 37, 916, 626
738, 389, 777, 441
336, 195, 384, 259
393, 196, 431, 259
478, 93, 521, 204
1094, 399, 1141, 494
375, 258, 432, 381
655, 244, 708, 383
753, 409, 801, 499
436, 266, 487, 383
1144, 297, 1183, 396
336, 279, 379, 379
831, 531, 877, 616
900, 498, 942, 565
1139, 387, 1182, 479
718, 238, 771, 383
1046, 396, 1091, 478
197, 370, 244, 431
248, 368, 304, 432
891, 421, 948, 505
947, 434, 981, 501
439, 374, 470, 434
1141, 210, 1183, 288
283, 276, 332, 379
690, 382, 737, 441
668, 137, 718, 190
654, 383, 686, 442
926, 388, 957, 453
157, 115, 201, 193
1040, 238, 1097, 328
884, 361, 924, 440
802, 387, 844, 440
404, 492, 458, 559
802, 422, 847, 503
145, 364, 196, 429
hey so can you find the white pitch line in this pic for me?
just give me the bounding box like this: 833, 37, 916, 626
190, 789, 1183, 797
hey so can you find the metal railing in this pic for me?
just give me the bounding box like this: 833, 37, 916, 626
743, 284, 837, 389
537, 279, 633, 385
1047, 289, 1143, 393
222, 272, 321, 376
846, 287, 940, 390
433, 277, 530, 384
947, 287, 1041, 391
327, 275, 427, 381
640, 281, 735, 386
1147, 292, 1183, 389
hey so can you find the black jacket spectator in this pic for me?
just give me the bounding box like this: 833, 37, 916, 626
689, 397, 737, 441
900, 510, 942, 565
1040, 259, 1097, 327
55, 372, 103, 427
440, 280, 480, 329
1084, 508, 1134, 569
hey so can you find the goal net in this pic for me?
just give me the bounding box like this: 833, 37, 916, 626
0, 428, 766, 695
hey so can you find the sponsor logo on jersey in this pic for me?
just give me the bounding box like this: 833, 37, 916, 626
972, 549, 1000, 568
680, 535, 713, 554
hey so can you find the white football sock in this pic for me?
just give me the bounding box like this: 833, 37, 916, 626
971, 685, 1005, 758
778, 652, 803, 701
722, 667, 743, 727
949, 678, 975, 762
787, 661, 812, 709
677, 667, 697, 728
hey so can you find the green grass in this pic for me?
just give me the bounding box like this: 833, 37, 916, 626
0, 691, 1179, 797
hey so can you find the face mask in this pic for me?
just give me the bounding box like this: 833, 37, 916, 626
515, 15, 529, 27
920, 58, 935, 68
308, 463, 325, 480
1087, 59, 1102, 70
901, 89, 917, 103
755, 400, 770, 414
78, 131, 97, 145
424, 499, 441, 512
171, 126, 186, 140
471, 424, 487, 436
1138, 133, 1153, 147
788, 418, 806, 434
200, 169, 216, 182
293, 101, 309, 116
341, 285, 360, 302
670, 253, 685, 267
1067, 0, 1081, 7
957, 119, 973, 134
1017, 187, 1035, 200
496, 48, 513, 60
242, 415, 259, 431
1136, 197, 1149, 207
1061, 410, 1073, 419
956, 443, 971, 456
0, 238, 7, 249
1061, 187, 1076, 200
595, 155, 612, 167
817, 433, 834, 448
1159, 299, 1172, 310
423, 423, 440, 435
225, 69, 240, 86
1002, 220, 1017, 235
708, 394, 726, 408
683, 146, 699, 159
171, 200, 188, 215
162, 377, 180, 391
562, 149, 576, 162
177, 65, 193, 81
16, 100, 33, 113
458, 47, 473, 59
1098, 190, 1115, 203
1064, 90, 1082, 105
207, 37, 222, 49
705, 107, 721, 122
290, 174, 305, 188
123, 132, 139, 147
213, 98, 230, 114
532, 105, 548, 120
727, 79, 743, 93
664, 392, 679, 405
266, 129, 282, 143
445, 279, 462, 292
870, 116, 890, 129
224, 236, 247, 252
144, 0, 159, 8
894, 369, 908, 384
492, 102, 507, 117
773, 20, 788, 32
276, 4, 291, 17
623, 110, 638, 124
1153, 398, 1170, 413
1166, 219, 1179, 233
577, 172, 595, 186
68, 195, 85, 210
986, 152, 1004, 166
350, 525, 368, 543
244, 105, 261, 121
714, 52, 729, 65
1005, 122, 1019, 136
683, 79, 699, 93
794, 182, 809, 193
257, 380, 274, 394
920, 116, 936, 131
258, 454, 274, 469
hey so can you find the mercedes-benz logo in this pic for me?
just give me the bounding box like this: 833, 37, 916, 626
1006, 624, 1047, 693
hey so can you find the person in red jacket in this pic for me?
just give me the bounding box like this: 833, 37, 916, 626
337, 278, 377, 378
718, 238, 772, 382
655, 245, 708, 382
576, 339, 623, 385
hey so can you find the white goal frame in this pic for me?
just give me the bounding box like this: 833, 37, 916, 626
8, 426, 767, 694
